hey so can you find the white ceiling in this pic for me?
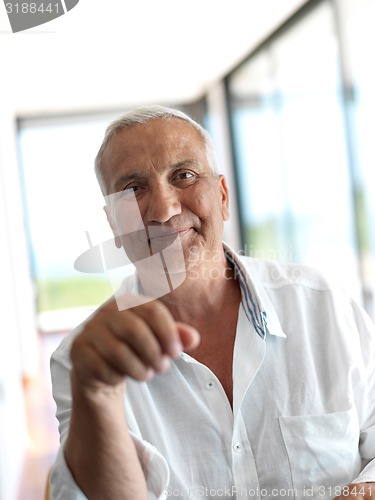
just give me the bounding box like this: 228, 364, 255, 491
0, 0, 305, 116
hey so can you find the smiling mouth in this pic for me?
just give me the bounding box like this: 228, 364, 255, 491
147, 228, 191, 242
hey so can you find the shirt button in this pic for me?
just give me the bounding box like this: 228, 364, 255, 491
233, 442, 243, 453
206, 380, 215, 390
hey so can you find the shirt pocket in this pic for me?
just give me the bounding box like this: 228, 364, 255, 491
279, 405, 361, 499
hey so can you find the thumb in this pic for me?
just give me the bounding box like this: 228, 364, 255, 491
176, 322, 200, 352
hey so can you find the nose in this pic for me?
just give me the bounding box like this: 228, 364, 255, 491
146, 182, 182, 223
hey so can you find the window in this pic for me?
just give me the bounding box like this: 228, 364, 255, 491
19, 115, 119, 331
340, 0, 375, 315
227, 0, 375, 316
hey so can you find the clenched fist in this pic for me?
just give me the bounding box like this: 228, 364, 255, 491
70, 294, 200, 392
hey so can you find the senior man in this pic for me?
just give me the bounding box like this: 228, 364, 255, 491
50, 106, 375, 499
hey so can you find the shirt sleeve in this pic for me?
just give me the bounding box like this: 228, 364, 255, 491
348, 299, 375, 484
49, 334, 170, 499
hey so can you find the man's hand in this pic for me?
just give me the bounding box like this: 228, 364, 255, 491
334, 483, 375, 499
65, 294, 200, 500
70, 294, 200, 392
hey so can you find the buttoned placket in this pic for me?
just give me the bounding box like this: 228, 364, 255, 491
231, 305, 267, 499
173, 245, 288, 499
178, 352, 233, 431
178, 305, 267, 499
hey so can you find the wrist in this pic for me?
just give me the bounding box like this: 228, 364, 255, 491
70, 369, 126, 408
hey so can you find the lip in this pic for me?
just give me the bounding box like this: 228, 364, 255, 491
148, 227, 191, 241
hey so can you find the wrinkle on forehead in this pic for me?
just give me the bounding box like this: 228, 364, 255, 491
100, 118, 207, 193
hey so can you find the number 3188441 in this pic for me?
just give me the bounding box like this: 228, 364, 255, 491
5, 3, 60, 14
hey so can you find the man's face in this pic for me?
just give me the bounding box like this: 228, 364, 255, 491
102, 118, 229, 270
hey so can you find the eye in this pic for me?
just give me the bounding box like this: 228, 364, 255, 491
177, 171, 193, 179
173, 170, 197, 186
121, 184, 143, 200
124, 185, 140, 192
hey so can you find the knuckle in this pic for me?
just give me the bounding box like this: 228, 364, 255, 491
144, 304, 175, 333
129, 368, 149, 382
135, 299, 166, 316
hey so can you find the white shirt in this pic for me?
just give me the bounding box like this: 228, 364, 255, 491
50, 244, 375, 499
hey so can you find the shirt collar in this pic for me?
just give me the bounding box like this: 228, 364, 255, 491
131, 241, 286, 340
223, 242, 287, 340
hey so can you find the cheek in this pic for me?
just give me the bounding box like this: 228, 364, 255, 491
191, 192, 215, 219
110, 199, 145, 234
120, 230, 150, 261
183, 180, 226, 226
193, 194, 226, 229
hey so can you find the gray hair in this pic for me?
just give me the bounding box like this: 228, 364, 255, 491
94, 105, 218, 193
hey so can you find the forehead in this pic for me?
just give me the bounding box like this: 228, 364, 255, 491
101, 118, 206, 183
100, 118, 207, 193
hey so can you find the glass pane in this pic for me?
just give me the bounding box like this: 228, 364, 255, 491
229, 50, 291, 261
341, 0, 375, 316
228, 2, 361, 300
18, 117, 118, 328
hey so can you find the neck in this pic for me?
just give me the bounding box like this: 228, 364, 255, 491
159, 250, 241, 324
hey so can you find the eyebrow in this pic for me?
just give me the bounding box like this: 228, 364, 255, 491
113, 172, 145, 192
113, 159, 199, 192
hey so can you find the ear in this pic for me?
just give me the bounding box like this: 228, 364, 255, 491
218, 175, 230, 221
103, 205, 122, 249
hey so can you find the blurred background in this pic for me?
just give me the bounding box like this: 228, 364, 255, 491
0, 0, 374, 498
